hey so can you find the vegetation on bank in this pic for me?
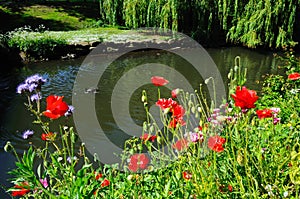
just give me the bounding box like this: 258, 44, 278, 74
0, 1, 101, 32
4, 53, 300, 198
99, 0, 300, 49
0, 26, 178, 61
1, 1, 300, 51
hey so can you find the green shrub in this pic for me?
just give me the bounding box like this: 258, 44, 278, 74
6, 26, 67, 60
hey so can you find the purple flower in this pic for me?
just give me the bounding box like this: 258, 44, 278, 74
30, 93, 42, 102
64, 105, 74, 117
16, 74, 47, 94
28, 83, 38, 92
25, 74, 47, 85
39, 178, 48, 188
17, 83, 29, 94
22, 130, 34, 139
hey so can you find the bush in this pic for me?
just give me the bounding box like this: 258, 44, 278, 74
6, 26, 67, 60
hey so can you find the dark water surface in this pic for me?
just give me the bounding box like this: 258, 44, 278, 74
0, 47, 281, 198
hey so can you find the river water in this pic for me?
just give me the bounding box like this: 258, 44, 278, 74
0, 47, 282, 198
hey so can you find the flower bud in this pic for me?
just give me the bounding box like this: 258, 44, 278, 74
4, 141, 11, 152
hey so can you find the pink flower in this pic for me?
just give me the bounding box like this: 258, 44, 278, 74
189, 132, 203, 142
273, 117, 281, 125
128, 154, 150, 172
151, 76, 169, 86
39, 178, 48, 188
270, 107, 280, 114
208, 135, 226, 152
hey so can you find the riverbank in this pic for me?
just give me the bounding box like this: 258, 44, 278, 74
1, 27, 205, 64
1, 0, 299, 69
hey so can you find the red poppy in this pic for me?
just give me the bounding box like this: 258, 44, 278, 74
198, 126, 203, 131
231, 86, 258, 109
140, 133, 157, 142
128, 153, 150, 172
219, 184, 233, 193
95, 172, 103, 180
43, 95, 69, 119
208, 135, 226, 152
172, 104, 185, 118
11, 182, 30, 197
101, 179, 110, 187
182, 171, 192, 180
228, 184, 233, 192
169, 117, 186, 128
156, 98, 186, 128
169, 104, 186, 127
288, 72, 300, 80
41, 132, 55, 141
171, 88, 180, 98
219, 185, 225, 193
151, 76, 169, 86
156, 98, 178, 110
256, 109, 273, 119
172, 138, 188, 151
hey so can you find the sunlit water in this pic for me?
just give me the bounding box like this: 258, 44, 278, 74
0, 47, 282, 197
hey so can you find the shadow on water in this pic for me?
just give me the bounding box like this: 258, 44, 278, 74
0, 47, 283, 198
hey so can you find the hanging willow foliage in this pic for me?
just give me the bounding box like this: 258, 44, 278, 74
227, 0, 299, 48
99, 0, 300, 49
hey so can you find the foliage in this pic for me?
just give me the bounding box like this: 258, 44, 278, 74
0, 2, 99, 32
99, 0, 300, 49
4, 53, 300, 198
5, 26, 67, 60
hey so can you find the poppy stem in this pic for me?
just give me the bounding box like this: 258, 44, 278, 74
157, 88, 161, 99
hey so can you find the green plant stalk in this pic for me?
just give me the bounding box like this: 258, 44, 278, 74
231, 125, 246, 194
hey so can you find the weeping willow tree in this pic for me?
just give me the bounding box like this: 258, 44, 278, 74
99, 0, 300, 49
122, 0, 178, 30
227, 0, 299, 48
99, 0, 123, 26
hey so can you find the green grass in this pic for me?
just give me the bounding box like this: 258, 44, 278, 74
0, 1, 101, 32
21, 5, 97, 29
